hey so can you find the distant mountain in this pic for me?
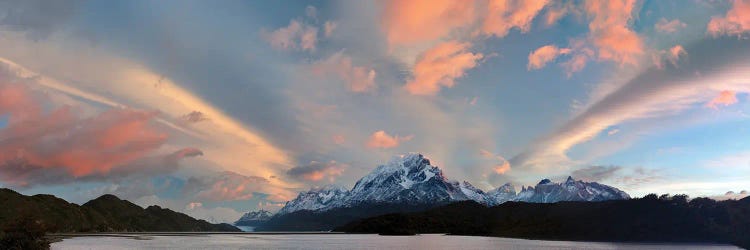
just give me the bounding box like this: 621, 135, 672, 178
258, 153, 630, 231
515, 176, 631, 203
234, 210, 272, 227
0, 188, 240, 233
336, 195, 750, 249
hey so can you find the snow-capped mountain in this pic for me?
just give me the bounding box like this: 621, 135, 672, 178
234, 210, 272, 226
277, 185, 350, 214
516, 176, 630, 203
276, 153, 630, 215
487, 183, 517, 205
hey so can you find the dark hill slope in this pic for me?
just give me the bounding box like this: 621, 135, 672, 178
0, 188, 239, 232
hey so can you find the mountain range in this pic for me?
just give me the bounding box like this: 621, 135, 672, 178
257, 153, 630, 231
234, 210, 272, 227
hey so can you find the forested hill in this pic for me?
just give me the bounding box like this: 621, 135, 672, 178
0, 188, 239, 233
336, 195, 750, 249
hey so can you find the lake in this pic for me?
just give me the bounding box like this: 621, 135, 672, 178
51, 233, 741, 250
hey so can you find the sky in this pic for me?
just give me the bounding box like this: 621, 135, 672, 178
0, 0, 749, 223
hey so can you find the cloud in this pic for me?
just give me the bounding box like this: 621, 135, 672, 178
0, 79, 209, 187
711, 190, 749, 200
584, 0, 644, 66
706, 90, 738, 108
404, 41, 483, 95
543, 1, 574, 26
607, 128, 619, 136
380, 0, 476, 46
311, 51, 377, 92
366, 130, 413, 149
0, 49, 293, 185
482, 0, 550, 38
180, 111, 209, 124
570, 165, 622, 182
655, 18, 687, 34
324, 21, 337, 37
184, 203, 244, 224
494, 161, 511, 174
707, 0, 750, 37
527, 45, 571, 70
511, 38, 750, 169
183, 171, 293, 203
0, 0, 83, 39
286, 160, 347, 182
480, 149, 511, 175
653, 45, 687, 69
263, 19, 318, 52
332, 134, 346, 145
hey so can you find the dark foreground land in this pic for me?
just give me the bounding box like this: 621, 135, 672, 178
0, 188, 239, 249
336, 195, 750, 249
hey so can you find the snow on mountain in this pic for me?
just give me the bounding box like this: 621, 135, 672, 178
487, 183, 516, 205
515, 176, 630, 203
234, 210, 272, 226
277, 185, 349, 214
276, 153, 630, 215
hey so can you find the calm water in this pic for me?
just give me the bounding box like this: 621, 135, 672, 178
52, 234, 741, 250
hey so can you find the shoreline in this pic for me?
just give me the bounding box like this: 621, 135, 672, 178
46, 232, 741, 248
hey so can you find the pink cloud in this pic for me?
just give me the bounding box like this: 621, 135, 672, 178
366, 130, 413, 149
584, 0, 644, 66
264, 20, 318, 52
0, 81, 203, 187
707, 0, 750, 37
312, 52, 377, 92
544, 2, 572, 26
655, 18, 687, 34
183, 171, 294, 203
482, 0, 550, 37
404, 41, 483, 95
381, 0, 476, 46
652, 45, 687, 69
324, 21, 337, 37
706, 90, 738, 109
188, 171, 268, 202
286, 160, 347, 182
332, 134, 345, 145
527, 45, 571, 70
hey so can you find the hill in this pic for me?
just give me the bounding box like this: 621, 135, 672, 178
336, 195, 750, 248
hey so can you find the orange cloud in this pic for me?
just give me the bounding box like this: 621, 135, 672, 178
584, 0, 644, 66
312, 52, 377, 92
706, 90, 738, 109
367, 130, 413, 149
482, 0, 550, 37
494, 161, 511, 174
655, 18, 686, 34
404, 41, 483, 95
286, 161, 347, 182
527, 45, 571, 70
708, 0, 750, 37
381, 0, 476, 46
264, 20, 318, 52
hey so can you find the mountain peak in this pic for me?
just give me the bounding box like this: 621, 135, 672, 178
566, 176, 576, 183
538, 179, 552, 185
